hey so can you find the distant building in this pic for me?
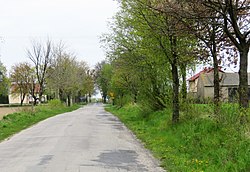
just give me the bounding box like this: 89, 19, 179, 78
8, 83, 47, 104
187, 67, 224, 98
188, 67, 250, 102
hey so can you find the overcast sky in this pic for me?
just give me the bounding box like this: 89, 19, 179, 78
0, 0, 118, 71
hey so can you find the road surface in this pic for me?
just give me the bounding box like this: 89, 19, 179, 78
0, 104, 165, 172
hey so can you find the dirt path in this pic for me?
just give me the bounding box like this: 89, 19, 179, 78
0, 107, 22, 120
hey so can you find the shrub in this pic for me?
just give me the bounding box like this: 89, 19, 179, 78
47, 99, 64, 108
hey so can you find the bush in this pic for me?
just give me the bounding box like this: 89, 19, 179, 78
47, 99, 64, 108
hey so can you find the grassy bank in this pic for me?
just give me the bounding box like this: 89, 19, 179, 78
0, 100, 80, 141
106, 104, 250, 172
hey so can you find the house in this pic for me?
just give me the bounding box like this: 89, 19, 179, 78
188, 68, 250, 102
187, 67, 224, 98
8, 83, 47, 104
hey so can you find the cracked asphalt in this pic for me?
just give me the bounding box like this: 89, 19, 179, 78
0, 103, 165, 172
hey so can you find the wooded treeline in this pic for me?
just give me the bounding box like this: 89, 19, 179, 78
96, 0, 250, 123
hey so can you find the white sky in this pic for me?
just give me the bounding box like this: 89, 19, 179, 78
0, 0, 118, 71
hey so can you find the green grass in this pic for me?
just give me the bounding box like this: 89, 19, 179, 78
0, 101, 80, 141
106, 103, 250, 172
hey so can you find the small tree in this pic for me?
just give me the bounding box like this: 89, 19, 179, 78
10, 62, 33, 106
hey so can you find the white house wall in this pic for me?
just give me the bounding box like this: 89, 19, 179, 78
8, 94, 30, 104
203, 87, 229, 101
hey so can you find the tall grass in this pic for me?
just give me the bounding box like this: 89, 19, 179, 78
106, 103, 250, 172
0, 100, 80, 141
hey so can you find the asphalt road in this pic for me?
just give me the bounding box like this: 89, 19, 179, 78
0, 103, 165, 172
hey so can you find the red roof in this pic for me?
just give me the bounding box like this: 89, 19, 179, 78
188, 67, 224, 81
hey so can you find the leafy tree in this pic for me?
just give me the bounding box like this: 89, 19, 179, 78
146, 0, 250, 118
75, 63, 95, 103
84, 69, 95, 103
95, 61, 112, 103
112, 58, 140, 105
206, 0, 250, 112
102, 0, 197, 123
155, 1, 231, 115
10, 62, 33, 106
160, 1, 250, 109
0, 61, 9, 103
47, 53, 76, 106
47, 45, 94, 106
102, 13, 171, 111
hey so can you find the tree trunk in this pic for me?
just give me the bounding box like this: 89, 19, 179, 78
239, 48, 249, 109
120, 93, 124, 107
59, 89, 63, 102
211, 24, 220, 116
39, 93, 43, 103
134, 91, 137, 104
213, 57, 220, 115
171, 61, 180, 124
32, 96, 37, 106
20, 93, 26, 106
67, 95, 71, 107
89, 93, 92, 103
170, 35, 180, 124
180, 63, 187, 100
103, 93, 107, 104
38, 82, 44, 103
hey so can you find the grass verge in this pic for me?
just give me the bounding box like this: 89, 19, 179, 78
106, 103, 250, 172
0, 101, 80, 141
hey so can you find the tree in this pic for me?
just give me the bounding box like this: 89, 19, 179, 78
105, 0, 196, 123
47, 52, 76, 106
84, 69, 95, 103
160, 0, 250, 109
95, 61, 112, 103
27, 39, 53, 104
0, 61, 9, 103
47, 46, 94, 106
102, 10, 172, 111
75, 62, 95, 103
203, 0, 250, 110
111, 57, 140, 105
10, 62, 33, 106
156, 1, 229, 115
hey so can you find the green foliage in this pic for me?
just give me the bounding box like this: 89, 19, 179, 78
46, 45, 94, 105
101, 0, 198, 121
47, 99, 64, 108
9, 62, 34, 105
0, 61, 10, 97
106, 103, 250, 172
0, 104, 80, 141
95, 61, 113, 102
